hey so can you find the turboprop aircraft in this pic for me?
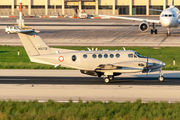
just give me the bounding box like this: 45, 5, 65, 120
15, 30, 165, 83
99, 0, 179, 36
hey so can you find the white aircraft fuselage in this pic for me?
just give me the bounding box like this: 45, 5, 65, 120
160, 6, 180, 28
99, 3, 180, 35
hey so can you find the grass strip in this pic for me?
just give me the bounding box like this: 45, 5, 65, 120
0, 99, 180, 120
0, 46, 180, 70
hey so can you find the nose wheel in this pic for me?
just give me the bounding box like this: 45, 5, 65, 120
158, 76, 164, 82
158, 69, 164, 82
151, 23, 157, 34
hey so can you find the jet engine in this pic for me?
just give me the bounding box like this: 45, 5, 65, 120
139, 22, 149, 32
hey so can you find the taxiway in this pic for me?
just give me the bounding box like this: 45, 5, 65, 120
0, 18, 180, 47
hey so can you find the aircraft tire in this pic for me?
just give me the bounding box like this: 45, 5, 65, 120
158, 76, 164, 82
104, 77, 110, 83
151, 29, 153, 34
155, 29, 157, 34
7, 31, 11, 34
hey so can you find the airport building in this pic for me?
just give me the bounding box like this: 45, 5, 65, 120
0, 0, 179, 16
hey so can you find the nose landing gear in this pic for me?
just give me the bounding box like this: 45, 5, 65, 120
158, 69, 164, 82
167, 28, 171, 36
151, 23, 157, 34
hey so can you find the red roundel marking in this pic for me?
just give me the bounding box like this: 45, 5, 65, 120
58, 56, 64, 62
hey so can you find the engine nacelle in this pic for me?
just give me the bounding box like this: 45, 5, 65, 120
139, 22, 149, 32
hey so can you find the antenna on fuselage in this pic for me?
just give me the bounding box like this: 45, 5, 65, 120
172, 0, 174, 6
87, 47, 91, 51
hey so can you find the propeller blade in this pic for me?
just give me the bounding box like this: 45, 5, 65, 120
146, 55, 149, 67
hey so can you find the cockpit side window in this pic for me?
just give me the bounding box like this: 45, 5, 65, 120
128, 54, 133, 58
169, 14, 172, 17
165, 14, 168, 17
135, 52, 146, 58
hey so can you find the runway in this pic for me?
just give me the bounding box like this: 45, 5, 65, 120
0, 70, 180, 102
0, 76, 180, 85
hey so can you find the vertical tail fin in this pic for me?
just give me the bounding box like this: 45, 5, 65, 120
18, 31, 52, 56
172, 0, 174, 6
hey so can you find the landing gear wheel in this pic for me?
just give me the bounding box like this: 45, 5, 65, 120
155, 29, 157, 34
104, 77, 110, 83
151, 29, 153, 34
151, 29, 157, 34
7, 31, 11, 34
108, 76, 114, 81
167, 33, 171, 36
158, 76, 164, 82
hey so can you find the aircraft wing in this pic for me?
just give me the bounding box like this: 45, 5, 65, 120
149, 9, 163, 12
98, 15, 161, 24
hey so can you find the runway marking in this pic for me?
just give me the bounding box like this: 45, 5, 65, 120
111, 23, 139, 42
15, 100, 176, 103
0, 79, 27, 80
158, 25, 179, 46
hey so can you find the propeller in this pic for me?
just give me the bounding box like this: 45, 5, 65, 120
146, 55, 149, 77
146, 53, 153, 77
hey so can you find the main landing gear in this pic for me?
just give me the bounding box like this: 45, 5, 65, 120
104, 75, 114, 83
151, 23, 157, 34
158, 69, 164, 82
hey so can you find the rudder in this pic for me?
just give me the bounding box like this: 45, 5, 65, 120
18, 31, 52, 56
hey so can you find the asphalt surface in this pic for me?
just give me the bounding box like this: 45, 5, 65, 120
1, 17, 180, 47
0, 76, 180, 85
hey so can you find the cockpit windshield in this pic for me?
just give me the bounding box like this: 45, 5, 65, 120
162, 14, 175, 17
135, 52, 146, 58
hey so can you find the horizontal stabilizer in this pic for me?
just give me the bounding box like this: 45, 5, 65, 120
17, 31, 52, 56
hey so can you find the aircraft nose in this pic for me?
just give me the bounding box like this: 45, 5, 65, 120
161, 62, 166, 67
162, 19, 172, 27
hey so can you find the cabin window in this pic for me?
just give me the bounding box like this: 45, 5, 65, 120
104, 54, 108, 58
169, 14, 172, 17
72, 55, 77, 61
83, 54, 87, 58
128, 54, 133, 58
116, 53, 120, 58
98, 54, 102, 58
110, 54, 114, 58
92, 54, 97, 58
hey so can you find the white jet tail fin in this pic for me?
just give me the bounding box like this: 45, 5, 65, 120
18, 31, 52, 56
172, 0, 174, 6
